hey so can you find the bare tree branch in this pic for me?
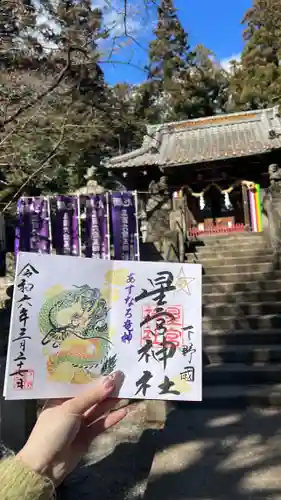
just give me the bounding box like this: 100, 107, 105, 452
1, 47, 87, 128
0, 101, 46, 148
3, 116, 68, 212
123, 0, 128, 36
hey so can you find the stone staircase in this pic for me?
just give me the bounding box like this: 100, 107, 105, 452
143, 233, 281, 500
188, 231, 281, 407
57, 232, 281, 499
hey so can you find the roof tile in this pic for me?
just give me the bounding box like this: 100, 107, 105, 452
107, 107, 281, 169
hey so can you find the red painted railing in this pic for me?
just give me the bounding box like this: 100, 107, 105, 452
189, 223, 247, 238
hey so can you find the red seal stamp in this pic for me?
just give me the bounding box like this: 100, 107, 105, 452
13, 370, 34, 390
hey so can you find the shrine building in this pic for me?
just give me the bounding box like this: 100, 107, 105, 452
106, 106, 281, 236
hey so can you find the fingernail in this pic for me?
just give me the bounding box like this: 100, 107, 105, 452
103, 370, 124, 389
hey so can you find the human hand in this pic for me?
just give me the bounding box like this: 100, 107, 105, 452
17, 371, 127, 487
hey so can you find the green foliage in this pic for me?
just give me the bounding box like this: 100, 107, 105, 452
6, 0, 281, 209
0, 0, 144, 208
140, 0, 228, 123
229, 0, 281, 110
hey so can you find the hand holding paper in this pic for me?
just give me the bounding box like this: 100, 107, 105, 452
4, 252, 202, 402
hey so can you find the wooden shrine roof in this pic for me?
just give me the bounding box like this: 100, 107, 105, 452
107, 106, 281, 169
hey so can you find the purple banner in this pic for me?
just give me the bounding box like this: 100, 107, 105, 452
84, 195, 109, 259
15, 197, 51, 260
110, 192, 138, 260
30, 198, 41, 253
54, 196, 80, 256
39, 198, 51, 254
15, 198, 32, 256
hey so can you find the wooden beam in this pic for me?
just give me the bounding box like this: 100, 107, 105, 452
242, 183, 250, 230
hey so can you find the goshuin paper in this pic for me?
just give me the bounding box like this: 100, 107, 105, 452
4, 252, 202, 401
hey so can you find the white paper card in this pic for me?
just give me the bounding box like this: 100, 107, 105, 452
4, 252, 202, 401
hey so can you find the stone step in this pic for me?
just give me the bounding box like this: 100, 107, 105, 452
203, 270, 281, 285
205, 344, 281, 364
187, 247, 274, 260
192, 244, 269, 258
190, 236, 269, 249
204, 301, 281, 316
203, 313, 281, 331
190, 241, 270, 255
203, 329, 281, 346
203, 289, 281, 304
204, 262, 273, 275
200, 254, 274, 267
144, 407, 281, 500
202, 275, 281, 292
184, 383, 281, 408
204, 364, 281, 385
198, 232, 264, 240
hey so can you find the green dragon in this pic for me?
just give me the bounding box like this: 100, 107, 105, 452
39, 284, 111, 358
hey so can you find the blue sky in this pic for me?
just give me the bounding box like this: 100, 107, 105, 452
101, 0, 251, 85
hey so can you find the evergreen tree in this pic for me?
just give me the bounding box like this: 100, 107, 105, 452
229, 0, 281, 109
144, 0, 190, 122
176, 45, 229, 118
0, 0, 143, 203
142, 0, 228, 123
149, 0, 189, 84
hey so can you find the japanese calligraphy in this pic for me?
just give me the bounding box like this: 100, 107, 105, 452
158, 375, 180, 395
63, 212, 71, 254
135, 271, 178, 373
135, 370, 153, 396
180, 366, 195, 382
135, 271, 176, 306
135, 372, 181, 397
138, 339, 176, 370
181, 343, 196, 363
121, 272, 135, 343
4, 254, 202, 402
91, 209, 100, 258
121, 209, 129, 259
9, 262, 38, 389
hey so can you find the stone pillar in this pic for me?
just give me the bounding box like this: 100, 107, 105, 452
265, 164, 281, 250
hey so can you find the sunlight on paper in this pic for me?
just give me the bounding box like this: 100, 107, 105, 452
44, 284, 64, 298
171, 375, 192, 394
105, 268, 129, 286
101, 286, 120, 303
